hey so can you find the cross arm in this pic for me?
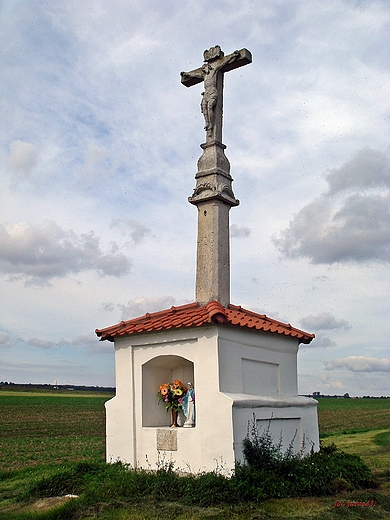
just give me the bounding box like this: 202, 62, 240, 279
180, 48, 252, 88
220, 48, 252, 73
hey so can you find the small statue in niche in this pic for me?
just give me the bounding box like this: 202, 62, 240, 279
182, 382, 195, 427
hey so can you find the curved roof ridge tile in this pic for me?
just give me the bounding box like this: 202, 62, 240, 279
205, 300, 229, 324
96, 300, 314, 344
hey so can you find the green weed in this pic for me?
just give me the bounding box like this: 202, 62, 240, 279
21, 461, 102, 500
374, 431, 390, 448
234, 417, 377, 499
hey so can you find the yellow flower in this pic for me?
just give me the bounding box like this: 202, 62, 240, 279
174, 389, 183, 396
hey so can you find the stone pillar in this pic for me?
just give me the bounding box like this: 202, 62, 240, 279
189, 140, 239, 307
195, 199, 230, 306
182, 47, 251, 307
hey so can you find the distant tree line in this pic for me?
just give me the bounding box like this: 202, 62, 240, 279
307, 391, 389, 399
0, 382, 115, 392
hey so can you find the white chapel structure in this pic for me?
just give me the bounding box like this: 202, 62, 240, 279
96, 46, 319, 473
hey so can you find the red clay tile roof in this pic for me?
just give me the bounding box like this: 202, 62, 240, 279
95, 301, 314, 344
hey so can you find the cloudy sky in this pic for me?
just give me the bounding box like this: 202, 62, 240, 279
1, 0, 389, 396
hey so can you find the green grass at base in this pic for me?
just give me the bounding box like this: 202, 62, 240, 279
322, 429, 390, 476
0, 391, 389, 519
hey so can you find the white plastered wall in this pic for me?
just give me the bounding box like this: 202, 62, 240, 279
217, 326, 319, 459
105, 324, 319, 473
105, 325, 236, 472
218, 327, 299, 396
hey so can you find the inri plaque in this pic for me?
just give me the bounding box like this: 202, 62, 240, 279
156, 429, 177, 451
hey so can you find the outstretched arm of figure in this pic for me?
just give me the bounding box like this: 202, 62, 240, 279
180, 68, 205, 87
219, 50, 240, 69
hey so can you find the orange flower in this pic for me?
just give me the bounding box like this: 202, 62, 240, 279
159, 384, 168, 396
172, 380, 183, 387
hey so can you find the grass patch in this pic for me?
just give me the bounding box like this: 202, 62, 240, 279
0, 391, 389, 519
322, 429, 390, 477
0, 393, 110, 470
0, 460, 386, 520
374, 431, 390, 448
316, 398, 390, 436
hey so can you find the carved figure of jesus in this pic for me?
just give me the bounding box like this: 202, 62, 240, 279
181, 46, 252, 142
200, 50, 240, 133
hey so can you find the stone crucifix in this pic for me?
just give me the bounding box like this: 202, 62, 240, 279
181, 45, 252, 143
181, 46, 252, 307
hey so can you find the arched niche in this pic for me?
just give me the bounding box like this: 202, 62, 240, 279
142, 355, 194, 427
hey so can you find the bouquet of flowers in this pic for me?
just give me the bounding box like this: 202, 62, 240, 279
158, 380, 188, 412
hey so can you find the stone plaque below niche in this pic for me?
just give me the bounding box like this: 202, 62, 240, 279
156, 429, 177, 451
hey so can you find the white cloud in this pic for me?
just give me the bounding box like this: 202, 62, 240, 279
331, 381, 346, 390
326, 148, 390, 194
305, 334, 336, 349
110, 219, 151, 244
118, 296, 178, 321
325, 356, 390, 373
0, 221, 131, 285
25, 338, 55, 349
300, 312, 350, 331
273, 148, 390, 264
7, 140, 39, 177
8, 332, 109, 354
101, 302, 116, 313
319, 375, 346, 390
231, 223, 251, 238
0, 331, 11, 348
66, 333, 112, 354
